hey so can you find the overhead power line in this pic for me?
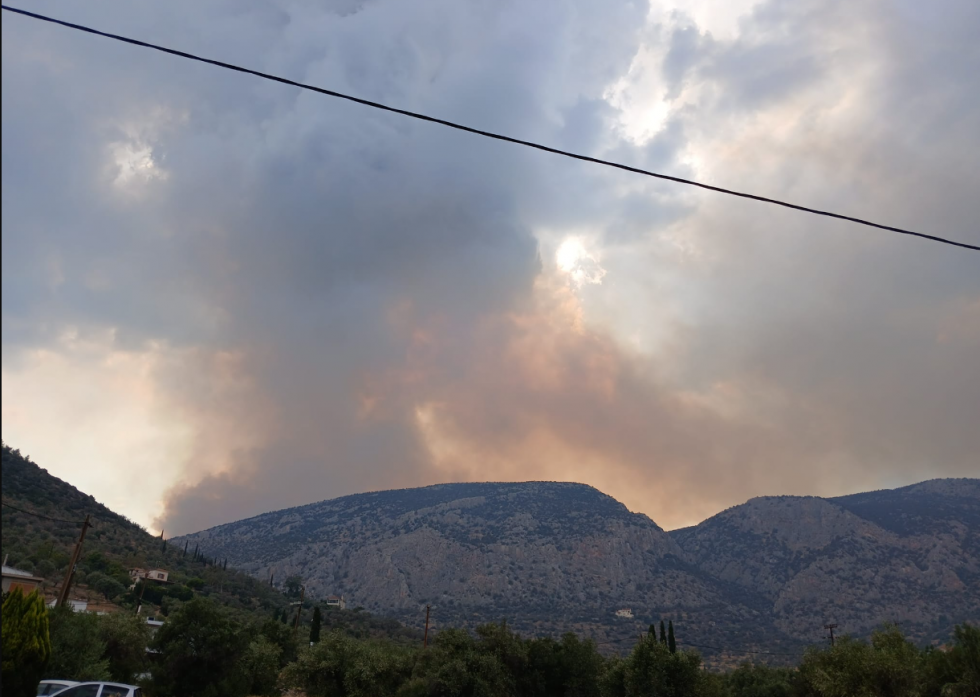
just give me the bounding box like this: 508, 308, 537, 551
2, 5, 977, 251
1, 499, 89, 526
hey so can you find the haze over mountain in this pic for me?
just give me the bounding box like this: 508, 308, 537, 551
177, 478, 980, 658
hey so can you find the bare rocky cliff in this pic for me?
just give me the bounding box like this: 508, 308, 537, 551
671, 479, 980, 643
178, 478, 979, 657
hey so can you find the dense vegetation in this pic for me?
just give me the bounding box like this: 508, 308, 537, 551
5, 586, 979, 697
1, 442, 289, 621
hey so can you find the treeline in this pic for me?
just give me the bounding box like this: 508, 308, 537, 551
4, 587, 978, 697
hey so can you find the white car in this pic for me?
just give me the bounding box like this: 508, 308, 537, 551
37, 680, 78, 696
50, 683, 142, 697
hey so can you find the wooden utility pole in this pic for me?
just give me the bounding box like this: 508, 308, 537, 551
136, 577, 148, 615
423, 605, 431, 648
292, 585, 306, 633
56, 514, 91, 608
824, 623, 838, 647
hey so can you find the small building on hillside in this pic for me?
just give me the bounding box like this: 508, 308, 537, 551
46, 599, 88, 612
325, 595, 346, 610
2, 565, 45, 595
130, 568, 169, 583
614, 608, 634, 619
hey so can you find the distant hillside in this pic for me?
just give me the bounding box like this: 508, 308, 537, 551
178, 478, 980, 661
671, 479, 980, 645
0, 443, 420, 644
176, 481, 802, 658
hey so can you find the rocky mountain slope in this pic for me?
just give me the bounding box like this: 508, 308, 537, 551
178, 478, 979, 658
671, 479, 979, 644
178, 482, 792, 656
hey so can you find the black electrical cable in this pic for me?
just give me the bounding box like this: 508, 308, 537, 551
1, 499, 89, 526
3, 5, 977, 251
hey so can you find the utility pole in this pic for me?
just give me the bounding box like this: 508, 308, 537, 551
824, 623, 838, 647
292, 585, 306, 633
136, 577, 148, 615
423, 605, 431, 648
57, 514, 91, 608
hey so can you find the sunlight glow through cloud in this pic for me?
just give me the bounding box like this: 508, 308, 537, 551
556, 238, 607, 287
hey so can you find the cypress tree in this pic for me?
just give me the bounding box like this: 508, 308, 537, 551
660, 620, 667, 645
183, 540, 188, 557
649, 624, 657, 641
1, 589, 52, 697
668, 620, 676, 654
310, 606, 322, 644
162, 538, 167, 553
193, 543, 199, 561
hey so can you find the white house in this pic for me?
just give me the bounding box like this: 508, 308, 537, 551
614, 608, 634, 619
325, 595, 346, 610
130, 568, 169, 583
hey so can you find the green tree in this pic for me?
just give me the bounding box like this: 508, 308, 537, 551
797, 625, 924, 697
623, 634, 702, 697
668, 620, 677, 654
241, 635, 282, 697
99, 611, 151, 682
601, 656, 628, 697
281, 631, 414, 697
260, 617, 300, 668
46, 605, 110, 681
284, 575, 304, 599
727, 663, 795, 697
526, 632, 605, 697
151, 597, 250, 697
88, 571, 127, 601
922, 623, 980, 697
660, 620, 667, 646
1, 589, 53, 697
311, 605, 323, 644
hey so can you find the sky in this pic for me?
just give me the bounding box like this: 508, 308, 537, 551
2, 0, 978, 536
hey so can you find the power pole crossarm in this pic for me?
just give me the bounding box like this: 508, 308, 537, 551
57, 514, 91, 608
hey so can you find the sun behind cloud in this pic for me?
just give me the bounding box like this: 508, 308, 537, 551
555, 237, 607, 287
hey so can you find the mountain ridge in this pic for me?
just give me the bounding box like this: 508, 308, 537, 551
176, 476, 979, 659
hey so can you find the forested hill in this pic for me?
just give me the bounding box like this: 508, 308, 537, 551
1, 442, 291, 618
0, 443, 419, 643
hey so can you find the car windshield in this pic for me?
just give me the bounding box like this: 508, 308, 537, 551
37, 684, 72, 697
